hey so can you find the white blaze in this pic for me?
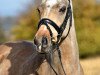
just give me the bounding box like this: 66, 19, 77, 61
42, 0, 62, 42
46, 0, 58, 7
42, 0, 58, 31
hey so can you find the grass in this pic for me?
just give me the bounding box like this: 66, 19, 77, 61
80, 56, 100, 75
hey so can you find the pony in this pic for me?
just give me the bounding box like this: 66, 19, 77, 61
0, 0, 83, 75
34, 0, 84, 75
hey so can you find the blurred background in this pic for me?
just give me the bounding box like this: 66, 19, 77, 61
0, 0, 100, 75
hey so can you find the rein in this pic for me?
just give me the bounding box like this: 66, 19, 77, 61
37, 0, 72, 75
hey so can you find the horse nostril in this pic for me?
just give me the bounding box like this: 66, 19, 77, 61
42, 37, 48, 48
34, 37, 39, 46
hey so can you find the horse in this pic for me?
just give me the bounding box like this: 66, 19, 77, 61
34, 0, 84, 75
0, 0, 83, 75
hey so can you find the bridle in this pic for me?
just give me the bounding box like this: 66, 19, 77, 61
37, 0, 72, 75
38, 0, 72, 44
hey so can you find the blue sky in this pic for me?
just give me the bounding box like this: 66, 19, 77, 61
0, 0, 99, 17
0, 0, 32, 16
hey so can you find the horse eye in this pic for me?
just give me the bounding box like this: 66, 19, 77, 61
59, 6, 66, 13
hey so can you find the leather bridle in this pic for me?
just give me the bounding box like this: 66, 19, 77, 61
38, 0, 72, 44
37, 0, 72, 75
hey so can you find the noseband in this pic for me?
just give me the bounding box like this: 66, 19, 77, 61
37, 0, 72, 75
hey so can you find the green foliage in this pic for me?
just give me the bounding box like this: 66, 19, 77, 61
11, 9, 39, 40
73, 0, 100, 58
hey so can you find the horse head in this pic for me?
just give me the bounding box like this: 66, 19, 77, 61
34, 0, 71, 53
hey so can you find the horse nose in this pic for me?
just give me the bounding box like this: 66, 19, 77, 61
34, 36, 48, 53
34, 37, 40, 46
42, 37, 48, 48
34, 37, 48, 46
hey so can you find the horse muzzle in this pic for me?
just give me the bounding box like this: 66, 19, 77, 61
34, 36, 50, 53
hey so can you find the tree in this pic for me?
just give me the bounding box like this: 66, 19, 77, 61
11, 8, 39, 41
73, 0, 100, 58
11, 0, 42, 41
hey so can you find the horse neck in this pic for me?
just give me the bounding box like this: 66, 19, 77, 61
57, 16, 80, 74
59, 0, 80, 65
50, 14, 80, 74
60, 20, 79, 62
